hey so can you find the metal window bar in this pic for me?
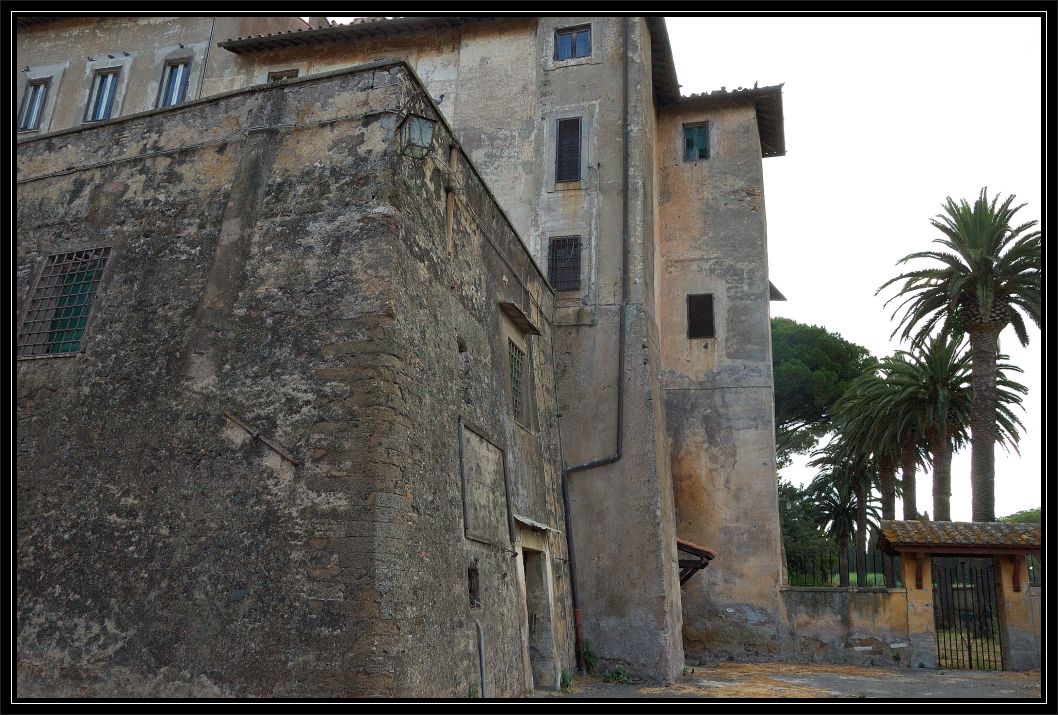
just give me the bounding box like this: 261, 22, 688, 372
1027, 554, 1041, 586
18, 79, 50, 131
556, 118, 581, 182
548, 236, 582, 291
508, 340, 526, 423
17, 247, 111, 358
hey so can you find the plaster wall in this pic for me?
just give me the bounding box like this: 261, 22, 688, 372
994, 557, 1040, 670
16, 63, 571, 698
656, 101, 784, 659
16, 17, 306, 136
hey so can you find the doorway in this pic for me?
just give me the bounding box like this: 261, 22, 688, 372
931, 556, 1003, 670
521, 547, 558, 690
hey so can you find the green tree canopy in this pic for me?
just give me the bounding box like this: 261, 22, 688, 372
998, 508, 1040, 524
772, 317, 874, 468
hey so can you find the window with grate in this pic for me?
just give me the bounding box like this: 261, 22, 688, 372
157, 60, 191, 109
508, 339, 527, 424
85, 69, 120, 122
548, 236, 582, 291
687, 293, 715, 339
18, 78, 50, 132
556, 117, 581, 183
267, 68, 299, 82
17, 247, 111, 358
683, 122, 710, 161
555, 25, 591, 60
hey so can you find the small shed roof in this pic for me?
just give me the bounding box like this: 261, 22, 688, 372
878, 520, 1040, 555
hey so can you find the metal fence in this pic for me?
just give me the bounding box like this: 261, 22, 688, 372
1027, 554, 1041, 586
785, 545, 903, 588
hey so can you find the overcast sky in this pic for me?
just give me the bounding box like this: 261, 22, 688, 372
665, 15, 1043, 521
326, 15, 1043, 521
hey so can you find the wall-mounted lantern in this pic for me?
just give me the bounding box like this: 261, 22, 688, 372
400, 114, 436, 159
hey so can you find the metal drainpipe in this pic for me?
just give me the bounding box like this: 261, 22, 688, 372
558, 15, 631, 673
196, 16, 216, 101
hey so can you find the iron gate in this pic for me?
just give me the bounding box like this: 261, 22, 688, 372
931, 557, 1003, 670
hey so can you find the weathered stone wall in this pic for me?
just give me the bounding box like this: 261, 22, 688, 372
994, 557, 1040, 670
17, 62, 571, 698
781, 589, 918, 667
656, 101, 786, 660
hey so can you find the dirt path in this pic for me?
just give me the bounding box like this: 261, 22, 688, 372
552, 662, 1042, 700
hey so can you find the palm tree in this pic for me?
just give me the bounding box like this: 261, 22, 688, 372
879, 188, 1040, 522
833, 360, 926, 521
883, 335, 1028, 521
808, 440, 879, 587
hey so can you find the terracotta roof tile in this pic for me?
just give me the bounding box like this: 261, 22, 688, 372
879, 520, 1040, 550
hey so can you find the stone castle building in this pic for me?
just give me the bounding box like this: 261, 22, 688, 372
16, 15, 787, 697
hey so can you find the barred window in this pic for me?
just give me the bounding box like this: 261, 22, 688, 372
157, 60, 191, 108
687, 293, 715, 339
556, 117, 581, 183
548, 236, 582, 291
17, 247, 111, 358
85, 69, 120, 122
18, 79, 50, 132
508, 339, 527, 424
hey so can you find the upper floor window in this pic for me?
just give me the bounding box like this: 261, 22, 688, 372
548, 236, 582, 291
683, 122, 710, 161
18, 79, 50, 132
157, 60, 190, 108
508, 339, 528, 426
267, 69, 299, 82
555, 25, 591, 60
85, 69, 120, 122
556, 117, 581, 183
18, 247, 112, 358
687, 293, 715, 339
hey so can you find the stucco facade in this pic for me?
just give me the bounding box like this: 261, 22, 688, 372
17, 15, 792, 695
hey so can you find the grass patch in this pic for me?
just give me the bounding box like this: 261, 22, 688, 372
602, 665, 629, 684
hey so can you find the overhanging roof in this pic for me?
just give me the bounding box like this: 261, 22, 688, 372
674, 85, 786, 158
878, 520, 1040, 555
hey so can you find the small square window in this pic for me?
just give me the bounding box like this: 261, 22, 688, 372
18, 79, 50, 132
18, 247, 112, 358
157, 60, 191, 108
687, 293, 715, 339
683, 123, 710, 161
85, 69, 120, 122
509, 339, 528, 425
555, 25, 591, 61
548, 236, 582, 291
555, 117, 581, 183
267, 69, 299, 82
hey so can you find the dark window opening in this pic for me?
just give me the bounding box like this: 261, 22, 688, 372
555, 25, 591, 60
509, 339, 527, 424
687, 293, 715, 339
18, 247, 112, 358
267, 69, 299, 82
683, 123, 710, 161
556, 117, 581, 183
18, 79, 50, 131
548, 236, 582, 291
157, 60, 191, 108
468, 566, 482, 608
85, 69, 120, 122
